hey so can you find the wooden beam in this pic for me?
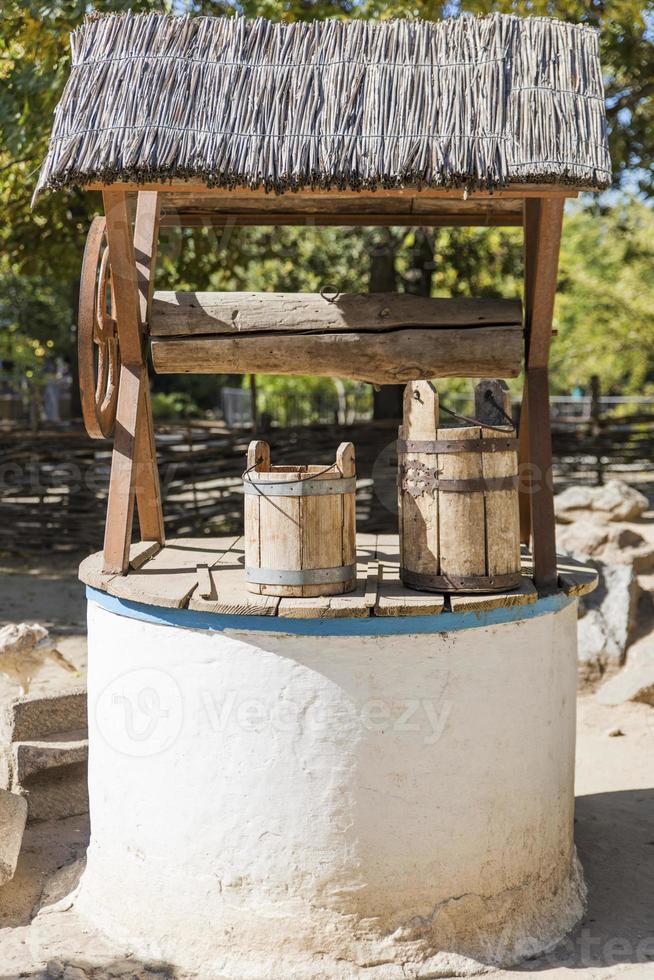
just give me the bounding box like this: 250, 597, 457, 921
102, 364, 142, 574
160, 211, 523, 228
134, 191, 161, 329
151, 292, 522, 337
102, 190, 143, 364
151, 326, 523, 384
522, 197, 565, 590
132, 192, 165, 547
526, 367, 558, 590
518, 200, 540, 545
525, 198, 565, 370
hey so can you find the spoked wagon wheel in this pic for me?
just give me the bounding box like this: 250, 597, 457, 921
78, 216, 120, 439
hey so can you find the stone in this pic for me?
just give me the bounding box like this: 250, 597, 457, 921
597, 648, 654, 706
12, 731, 88, 783
0, 689, 87, 743
554, 486, 595, 523
575, 560, 640, 669
0, 788, 27, 886
554, 479, 649, 524
1, 690, 89, 823
606, 727, 625, 737
593, 480, 649, 521
556, 520, 609, 556
608, 526, 646, 549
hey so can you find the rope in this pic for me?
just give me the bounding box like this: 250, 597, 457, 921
417, 381, 514, 433
242, 458, 339, 499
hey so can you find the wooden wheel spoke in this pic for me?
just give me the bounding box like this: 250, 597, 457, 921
79, 216, 121, 438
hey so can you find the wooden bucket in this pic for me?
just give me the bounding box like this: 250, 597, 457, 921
244, 440, 356, 597
399, 380, 521, 593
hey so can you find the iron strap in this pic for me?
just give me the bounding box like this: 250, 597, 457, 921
243, 476, 356, 497
245, 564, 356, 586
399, 470, 518, 494
397, 437, 517, 454
402, 569, 521, 593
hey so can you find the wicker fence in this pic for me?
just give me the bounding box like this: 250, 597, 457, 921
2, 409, 653, 556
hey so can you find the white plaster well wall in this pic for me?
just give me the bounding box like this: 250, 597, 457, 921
77, 598, 585, 979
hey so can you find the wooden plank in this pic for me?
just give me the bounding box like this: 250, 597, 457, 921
107, 538, 228, 609
196, 563, 214, 599
438, 426, 486, 579
378, 532, 444, 615
557, 557, 599, 598
338, 442, 357, 580
189, 537, 280, 616
448, 577, 537, 613
243, 440, 270, 596
80, 540, 163, 590
161, 212, 523, 228
132, 192, 165, 547
162, 192, 525, 217
480, 422, 521, 578
522, 197, 565, 590
399, 382, 440, 584
102, 364, 142, 574
129, 540, 161, 570
277, 534, 376, 619
102, 190, 143, 364
526, 366, 558, 590
525, 198, 565, 371
151, 292, 522, 336
134, 192, 161, 329
517, 381, 531, 546
151, 326, 523, 384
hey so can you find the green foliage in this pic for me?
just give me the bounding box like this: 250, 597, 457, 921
553, 197, 654, 394
151, 390, 201, 420
1, 0, 653, 418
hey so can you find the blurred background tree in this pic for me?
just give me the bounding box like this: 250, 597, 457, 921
1, 0, 653, 425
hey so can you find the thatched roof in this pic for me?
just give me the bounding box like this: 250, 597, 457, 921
35, 12, 611, 197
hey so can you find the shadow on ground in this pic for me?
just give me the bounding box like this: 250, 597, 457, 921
519, 788, 654, 971
0, 960, 180, 979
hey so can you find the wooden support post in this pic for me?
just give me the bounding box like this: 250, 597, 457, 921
522, 197, 564, 590
133, 192, 165, 545
102, 190, 164, 573
102, 364, 142, 574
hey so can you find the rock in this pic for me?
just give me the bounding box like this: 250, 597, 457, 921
606, 727, 625, 737
554, 486, 596, 523
556, 520, 609, 556
555, 480, 648, 524
0, 689, 86, 743
608, 526, 646, 549
1, 690, 89, 823
575, 560, 640, 669
593, 480, 649, 521
597, 648, 654, 706
0, 788, 27, 886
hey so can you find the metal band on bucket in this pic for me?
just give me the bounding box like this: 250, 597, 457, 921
243, 477, 356, 497
402, 569, 521, 593
245, 564, 356, 586
397, 437, 517, 454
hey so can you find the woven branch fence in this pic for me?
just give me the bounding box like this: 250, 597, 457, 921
2, 411, 654, 556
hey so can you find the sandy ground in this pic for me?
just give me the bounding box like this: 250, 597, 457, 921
0, 555, 652, 979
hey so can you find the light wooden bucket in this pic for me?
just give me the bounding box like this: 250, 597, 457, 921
399, 380, 521, 594
244, 440, 356, 597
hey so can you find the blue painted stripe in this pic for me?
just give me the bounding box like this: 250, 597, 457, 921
86, 586, 573, 637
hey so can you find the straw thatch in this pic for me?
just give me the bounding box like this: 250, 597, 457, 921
35, 12, 611, 197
